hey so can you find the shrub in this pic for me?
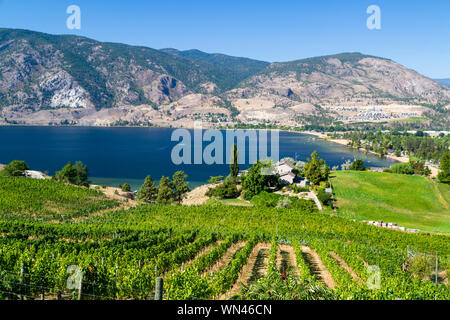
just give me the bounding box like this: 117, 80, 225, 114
0, 160, 29, 177
137, 176, 158, 203
242, 190, 255, 201
410, 160, 431, 176
390, 163, 415, 175
406, 254, 434, 279
121, 183, 131, 192
317, 189, 332, 207
208, 176, 224, 184
206, 181, 240, 199
290, 184, 309, 193
241, 161, 279, 197
53, 161, 89, 186
350, 159, 366, 171
251, 191, 317, 212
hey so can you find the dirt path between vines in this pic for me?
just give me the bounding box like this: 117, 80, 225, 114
182, 240, 222, 269
203, 242, 246, 276
330, 251, 362, 283
278, 244, 300, 276
220, 243, 271, 300
301, 246, 336, 289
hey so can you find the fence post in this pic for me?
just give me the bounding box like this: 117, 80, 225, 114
155, 277, 163, 300
19, 264, 24, 301
78, 272, 83, 300
115, 263, 118, 299
435, 253, 439, 284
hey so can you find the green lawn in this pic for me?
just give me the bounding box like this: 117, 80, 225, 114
330, 171, 450, 234
437, 182, 450, 205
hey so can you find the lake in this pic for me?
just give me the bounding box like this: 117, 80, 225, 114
0, 126, 396, 190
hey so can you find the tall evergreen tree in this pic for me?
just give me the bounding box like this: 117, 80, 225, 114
230, 144, 239, 178
350, 159, 366, 171
157, 176, 175, 203
438, 151, 450, 184
173, 171, 190, 203
53, 161, 89, 186
304, 151, 330, 185
137, 175, 158, 203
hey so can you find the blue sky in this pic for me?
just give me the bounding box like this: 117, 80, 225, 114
0, 0, 449, 78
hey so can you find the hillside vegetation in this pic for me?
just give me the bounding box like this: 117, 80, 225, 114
0, 177, 118, 221
0, 176, 448, 300
331, 171, 450, 234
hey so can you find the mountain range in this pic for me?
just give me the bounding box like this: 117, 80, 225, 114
0, 28, 448, 128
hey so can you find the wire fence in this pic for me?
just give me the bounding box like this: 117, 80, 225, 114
0, 268, 164, 300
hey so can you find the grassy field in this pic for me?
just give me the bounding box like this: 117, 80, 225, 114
437, 182, 450, 205
330, 171, 450, 234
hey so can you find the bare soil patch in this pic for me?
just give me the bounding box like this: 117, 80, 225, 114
278, 244, 300, 276
182, 184, 216, 206
330, 251, 362, 283
204, 241, 246, 276
301, 246, 336, 289
220, 243, 271, 300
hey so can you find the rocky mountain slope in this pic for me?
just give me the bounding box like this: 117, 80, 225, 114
0, 28, 448, 127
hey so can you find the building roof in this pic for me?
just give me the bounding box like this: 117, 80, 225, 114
277, 161, 295, 169
280, 172, 296, 178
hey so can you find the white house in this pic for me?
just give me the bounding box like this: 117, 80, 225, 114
279, 172, 296, 185
274, 160, 297, 185
275, 161, 295, 176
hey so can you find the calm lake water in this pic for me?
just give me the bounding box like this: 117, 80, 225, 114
0, 126, 396, 190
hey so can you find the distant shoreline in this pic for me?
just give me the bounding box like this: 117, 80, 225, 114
301, 131, 408, 164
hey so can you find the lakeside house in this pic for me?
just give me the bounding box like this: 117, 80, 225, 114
239, 160, 307, 186
274, 160, 298, 185
279, 171, 296, 185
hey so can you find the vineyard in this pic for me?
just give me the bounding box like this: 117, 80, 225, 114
0, 178, 449, 300
0, 177, 119, 221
